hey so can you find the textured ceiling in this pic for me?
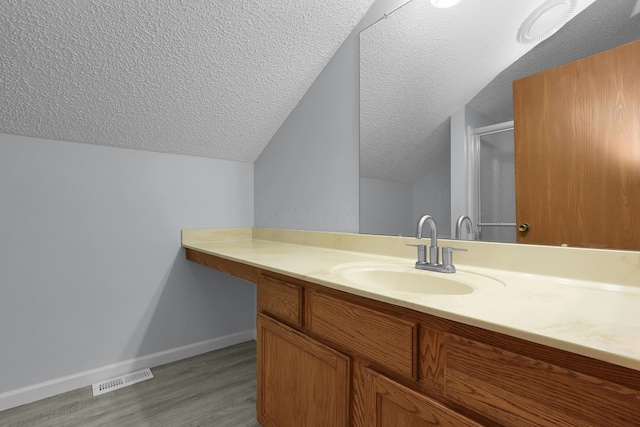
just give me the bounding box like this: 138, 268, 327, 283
0, 0, 375, 161
360, 0, 612, 184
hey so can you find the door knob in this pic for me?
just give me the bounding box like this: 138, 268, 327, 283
518, 223, 530, 232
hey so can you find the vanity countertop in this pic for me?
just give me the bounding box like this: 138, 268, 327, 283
182, 227, 640, 371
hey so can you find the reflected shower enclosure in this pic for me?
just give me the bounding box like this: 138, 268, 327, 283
469, 122, 516, 243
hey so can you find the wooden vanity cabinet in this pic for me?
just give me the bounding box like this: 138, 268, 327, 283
256, 271, 484, 427
187, 251, 640, 426
255, 270, 640, 427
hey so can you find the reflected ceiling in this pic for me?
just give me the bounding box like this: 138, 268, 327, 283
359, 0, 614, 184
469, 0, 640, 122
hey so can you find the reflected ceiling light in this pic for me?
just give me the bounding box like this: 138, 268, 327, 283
632, 0, 640, 17
430, 0, 463, 8
517, 0, 576, 44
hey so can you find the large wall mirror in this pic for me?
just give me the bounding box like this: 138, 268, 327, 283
359, 0, 640, 250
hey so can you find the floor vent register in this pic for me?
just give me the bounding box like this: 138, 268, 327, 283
92, 368, 154, 397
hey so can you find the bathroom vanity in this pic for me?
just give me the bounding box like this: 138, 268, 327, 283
182, 228, 640, 427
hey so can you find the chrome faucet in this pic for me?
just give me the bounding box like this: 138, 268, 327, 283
407, 214, 466, 274
455, 215, 474, 240
416, 214, 439, 265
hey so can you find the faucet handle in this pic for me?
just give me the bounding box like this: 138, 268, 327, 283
441, 247, 467, 268
406, 243, 427, 264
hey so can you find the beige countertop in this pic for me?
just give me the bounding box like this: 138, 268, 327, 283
182, 227, 640, 371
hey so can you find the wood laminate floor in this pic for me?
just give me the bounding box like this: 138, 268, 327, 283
0, 340, 260, 427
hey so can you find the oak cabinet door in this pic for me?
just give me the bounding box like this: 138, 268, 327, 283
357, 366, 482, 427
257, 313, 350, 427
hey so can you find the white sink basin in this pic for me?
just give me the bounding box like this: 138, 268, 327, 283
331, 262, 505, 295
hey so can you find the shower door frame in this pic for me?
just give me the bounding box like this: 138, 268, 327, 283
466, 120, 515, 242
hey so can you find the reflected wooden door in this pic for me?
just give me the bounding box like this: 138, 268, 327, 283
513, 39, 640, 249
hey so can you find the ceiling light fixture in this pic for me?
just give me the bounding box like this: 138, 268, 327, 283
430, 0, 464, 8
517, 0, 576, 44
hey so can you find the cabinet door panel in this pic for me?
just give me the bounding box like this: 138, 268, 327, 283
257, 313, 350, 427
358, 367, 482, 427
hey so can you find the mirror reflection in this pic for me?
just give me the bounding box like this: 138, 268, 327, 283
469, 122, 515, 244
359, 0, 640, 249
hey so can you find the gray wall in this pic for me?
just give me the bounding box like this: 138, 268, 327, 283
0, 134, 256, 398
0, 0, 412, 406
412, 160, 451, 239
360, 166, 451, 239
360, 177, 413, 236
255, 0, 410, 233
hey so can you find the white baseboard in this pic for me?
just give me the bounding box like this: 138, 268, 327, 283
0, 329, 256, 412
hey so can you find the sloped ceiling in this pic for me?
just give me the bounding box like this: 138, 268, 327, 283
0, 0, 375, 161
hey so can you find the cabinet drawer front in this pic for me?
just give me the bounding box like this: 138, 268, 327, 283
308, 291, 417, 379
258, 275, 302, 327
446, 334, 640, 427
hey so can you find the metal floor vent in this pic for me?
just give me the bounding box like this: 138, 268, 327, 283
92, 368, 154, 397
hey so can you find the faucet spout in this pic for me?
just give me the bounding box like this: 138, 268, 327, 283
455, 215, 474, 240
416, 214, 439, 265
